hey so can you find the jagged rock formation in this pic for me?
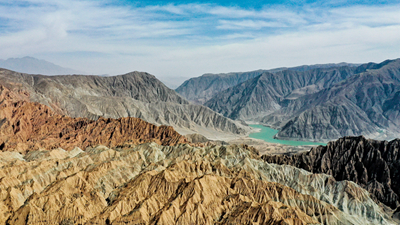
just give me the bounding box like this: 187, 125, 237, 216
205, 59, 400, 141
262, 136, 400, 210
176, 63, 357, 104
0, 69, 250, 139
0, 85, 187, 153
0, 143, 394, 224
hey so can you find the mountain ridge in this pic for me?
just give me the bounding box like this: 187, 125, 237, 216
0, 68, 250, 139
176, 62, 359, 104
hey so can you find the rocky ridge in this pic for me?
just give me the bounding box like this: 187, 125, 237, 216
262, 136, 400, 210
205, 66, 358, 120
0, 143, 394, 224
0, 69, 250, 139
176, 63, 358, 104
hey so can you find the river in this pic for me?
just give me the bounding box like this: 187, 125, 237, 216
249, 124, 326, 146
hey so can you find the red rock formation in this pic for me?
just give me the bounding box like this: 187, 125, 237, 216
0, 85, 187, 153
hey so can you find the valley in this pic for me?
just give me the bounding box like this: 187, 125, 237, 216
177, 59, 400, 142
1, 1, 399, 224
0, 59, 399, 224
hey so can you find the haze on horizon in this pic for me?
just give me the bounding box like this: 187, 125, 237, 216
0, 0, 399, 85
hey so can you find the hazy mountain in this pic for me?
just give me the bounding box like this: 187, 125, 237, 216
205, 59, 400, 141
0, 68, 250, 139
176, 63, 358, 104
159, 76, 189, 89
0, 56, 82, 75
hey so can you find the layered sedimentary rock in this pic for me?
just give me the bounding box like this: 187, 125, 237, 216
262, 136, 400, 210
0, 69, 249, 139
0, 143, 394, 224
0, 85, 186, 153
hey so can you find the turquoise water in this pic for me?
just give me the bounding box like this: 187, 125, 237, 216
249, 124, 326, 146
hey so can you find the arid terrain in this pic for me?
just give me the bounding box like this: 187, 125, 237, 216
0, 66, 399, 224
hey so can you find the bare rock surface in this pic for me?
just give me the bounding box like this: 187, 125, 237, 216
262, 136, 400, 210
0, 143, 394, 224
176, 63, 358, 104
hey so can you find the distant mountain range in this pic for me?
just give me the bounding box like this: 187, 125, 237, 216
0, 56, 83, 75
176, 63, 358, 104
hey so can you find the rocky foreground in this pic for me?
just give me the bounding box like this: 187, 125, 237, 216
0, 143, 394, 224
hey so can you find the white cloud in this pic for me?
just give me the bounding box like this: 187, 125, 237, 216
0, 0, 399, 84
217, 19, 287, 29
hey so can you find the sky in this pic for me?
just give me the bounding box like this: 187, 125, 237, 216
0, 0, 400, 86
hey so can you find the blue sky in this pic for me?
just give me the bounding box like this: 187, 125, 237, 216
0, 0, 399, 86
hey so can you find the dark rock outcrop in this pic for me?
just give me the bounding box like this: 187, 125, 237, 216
262, 136, 400, 209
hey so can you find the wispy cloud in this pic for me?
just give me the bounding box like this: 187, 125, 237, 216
0, 0, 399, 81
217, 19, 288, 30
